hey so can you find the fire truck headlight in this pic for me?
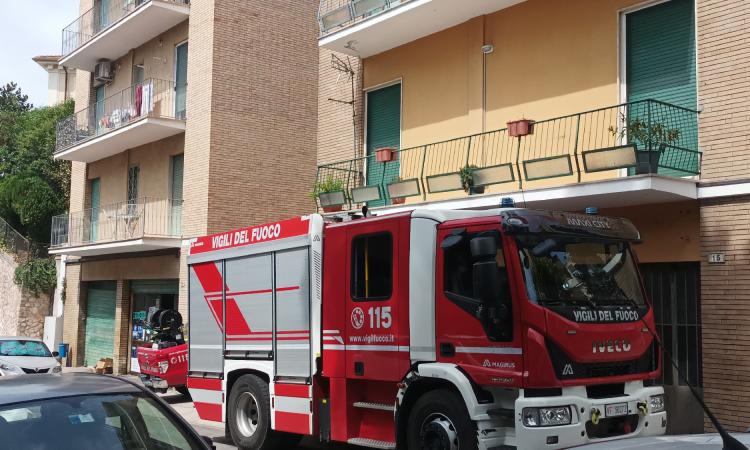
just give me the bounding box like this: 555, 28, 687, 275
649, 394, 665, 413
522, 406, 572, 427
158, 360, 169, 374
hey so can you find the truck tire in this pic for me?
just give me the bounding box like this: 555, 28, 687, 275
407, 389, 477, 450
176, 385, 191, 398
227, 374, 301, 450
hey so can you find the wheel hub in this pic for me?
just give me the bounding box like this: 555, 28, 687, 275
236, 391, 260, 437
420, 413, 459, 450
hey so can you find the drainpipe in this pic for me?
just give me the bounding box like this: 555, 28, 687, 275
63, 66, 69, 102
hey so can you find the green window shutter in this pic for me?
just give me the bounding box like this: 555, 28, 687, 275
366, 83, 401, 206
89, 178, 100, 242
626, 0, 697, 175
84, 281, 116, 367
175, 42, 188, 119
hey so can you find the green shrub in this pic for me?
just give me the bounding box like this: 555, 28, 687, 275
14, 258, 56, 296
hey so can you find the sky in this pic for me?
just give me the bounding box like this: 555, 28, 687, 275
0, 0, 80, 108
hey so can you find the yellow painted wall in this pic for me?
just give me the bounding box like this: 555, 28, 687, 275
362, 0, 647, 199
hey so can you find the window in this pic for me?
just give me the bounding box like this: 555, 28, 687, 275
132, 65, 145, 85
442, 230, 512, 341
351, 233, 392, 301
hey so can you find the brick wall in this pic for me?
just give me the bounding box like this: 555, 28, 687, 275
62, 262, 85, 366
697, 0, 750, 181
700, 196, 750, 431
203, 0, 319, 234
318, 48, 363, 165
112, 280, 131, 374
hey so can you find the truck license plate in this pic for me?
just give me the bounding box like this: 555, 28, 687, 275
605, 402, 628, 417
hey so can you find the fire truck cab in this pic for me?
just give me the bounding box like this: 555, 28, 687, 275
187, 206, 666, 450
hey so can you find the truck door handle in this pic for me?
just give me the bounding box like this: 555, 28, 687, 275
440, 343, 455, 357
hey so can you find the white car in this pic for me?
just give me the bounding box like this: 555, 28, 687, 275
0, 337, 62, 375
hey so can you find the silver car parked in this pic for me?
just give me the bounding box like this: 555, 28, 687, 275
0, 337, 62, 375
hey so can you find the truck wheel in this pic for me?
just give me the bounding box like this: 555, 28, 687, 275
227, 374, 301, 450
407, 389, 477, 450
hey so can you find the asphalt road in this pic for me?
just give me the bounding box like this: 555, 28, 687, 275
163, 391, 352, 450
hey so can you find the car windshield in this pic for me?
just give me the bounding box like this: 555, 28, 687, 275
0, 340, 52, 357
516, 235, 646, 308
0, 393, 203, 450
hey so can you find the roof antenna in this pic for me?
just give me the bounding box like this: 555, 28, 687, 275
626, 297, 746, 449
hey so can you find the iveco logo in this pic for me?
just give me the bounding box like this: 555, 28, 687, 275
592, 339, 631, 354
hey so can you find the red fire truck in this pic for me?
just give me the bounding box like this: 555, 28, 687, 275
186, 205, 666, 450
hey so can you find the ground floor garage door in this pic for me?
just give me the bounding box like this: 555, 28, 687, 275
84, 281, 116, 367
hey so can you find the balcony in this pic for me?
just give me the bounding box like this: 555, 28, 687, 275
55, 78, 186, 163
318, 0, 525, 57
49, 197, 182, 257
61, 0, 190, 71
315, 100, 701, 212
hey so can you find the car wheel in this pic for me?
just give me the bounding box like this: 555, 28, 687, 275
407, 389, 477, 450
227, 375, 301, 450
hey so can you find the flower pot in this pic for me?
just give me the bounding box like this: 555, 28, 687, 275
507, 119, 535, 137
469, 185, 486, 195
375, 147, 397, 163
322, 205, 343, 213
634, 151, 661, 175
391, 196, 405, 205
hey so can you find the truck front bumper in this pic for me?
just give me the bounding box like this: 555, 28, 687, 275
140, 374, 169, 391
514, 383, 666, 449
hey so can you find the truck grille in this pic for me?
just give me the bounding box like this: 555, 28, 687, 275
547, 340, 656, 380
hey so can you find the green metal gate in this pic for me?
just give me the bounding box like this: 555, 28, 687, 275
366, 83, 401, 206
84, 281, 116, 367
626, 0, 698, 175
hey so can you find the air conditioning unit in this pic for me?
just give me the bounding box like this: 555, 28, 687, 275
94, 60, 113, 85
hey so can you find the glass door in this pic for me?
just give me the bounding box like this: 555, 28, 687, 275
89, 178, 100, 242
175, 42, 188, 119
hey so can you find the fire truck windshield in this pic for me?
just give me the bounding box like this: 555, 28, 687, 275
516, 235, 646, 309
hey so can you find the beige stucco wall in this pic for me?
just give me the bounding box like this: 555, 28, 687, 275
86, 134, 184, 207
103, 20, 188, 98
602, 201, 700, 263
80, 253, 179, 281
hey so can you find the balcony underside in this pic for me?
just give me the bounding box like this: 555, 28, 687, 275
49, 236, 181, 257
55, 117, 185, 163
320, 0, 526, 58
353, 175, 698, 215
61, 1, 190, 71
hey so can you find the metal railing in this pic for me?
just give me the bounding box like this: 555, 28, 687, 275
50, 197, 183, 249
62, 0, 190, 56
318, 0, 413, 35
0, 217, 35, 260
56, 78, 185, 153
316, 99, 700, 208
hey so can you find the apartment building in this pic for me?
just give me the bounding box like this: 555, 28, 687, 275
32, 55, 76, 106
51, 0, 318, 375
316, 0, 750, 433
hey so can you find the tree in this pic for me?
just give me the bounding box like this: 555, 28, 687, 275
0, 82, 73, 244
0, 82, 32, 113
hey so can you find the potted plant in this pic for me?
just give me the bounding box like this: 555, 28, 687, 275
609, 114, 681, 174
459, 165, 485, 195
309, 175, 346, 213
507, 118, 535, 137
375, 147, 397, 163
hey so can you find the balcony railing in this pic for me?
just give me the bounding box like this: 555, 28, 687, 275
318, 0, 412, 35
50, 197, 182, 249
315, 99, 700, 209
55, 78, 185, 154
62, 0, 190, 56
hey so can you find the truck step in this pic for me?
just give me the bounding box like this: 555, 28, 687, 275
347, 438, 396, 449
353, 401, 395, 412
